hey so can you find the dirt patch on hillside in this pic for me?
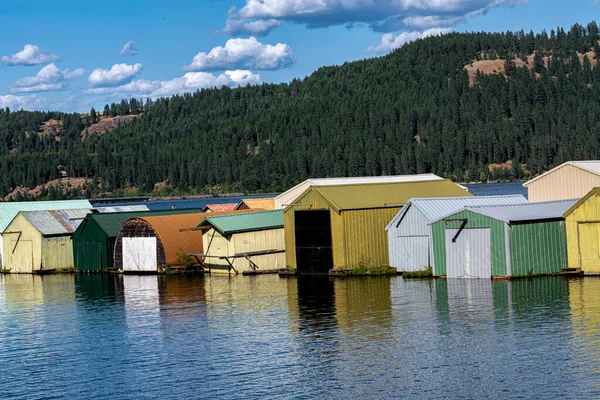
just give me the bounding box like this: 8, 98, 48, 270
465, 50, 597, 84
5, 178, 91, 201
83, 115, 139, 138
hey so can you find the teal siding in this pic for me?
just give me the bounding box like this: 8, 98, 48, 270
509, 221, 568, 277
431, 210, 508, 277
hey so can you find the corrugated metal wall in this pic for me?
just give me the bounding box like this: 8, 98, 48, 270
527, 164, 600, 202
387, 206, 431, 271
203, 228, 285, 273
276, 181, 311, 209
72, 219, 109, 271
341, 208, 400, 270
509, 221, 567, 277
565, 193, 600, 272
431, 210, 507, 277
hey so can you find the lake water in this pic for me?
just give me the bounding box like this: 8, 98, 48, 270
1, 274, 600, 399
103, 182, 528, 211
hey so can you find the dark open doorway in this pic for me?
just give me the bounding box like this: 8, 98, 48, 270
295, 210, 334, 273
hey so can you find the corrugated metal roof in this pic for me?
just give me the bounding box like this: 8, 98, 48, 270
236, 198, 275, 210
86, 208, 207, 238
436, 199, 578, 224
0, 199, 92, 232
197, 210, 283, 235
524, 161, 600, 187
275, 174, 444, 207
202, 203, 237, 212
386, 195, 528, 230
20, 209, 91, 236
95, 205, 150, 213
293, 180, 470, 212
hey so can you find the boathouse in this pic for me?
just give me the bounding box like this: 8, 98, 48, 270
386, 195, 528, 272
283, 179, 470, 273
430, 200, 576, 279
524, 161, 600, 202
563, 187, 600, 274
0, 200, 92, 268
197, 210, 285, 274
3, 209, 91, 273
274, 173, 448, 209
72, 208, 205, 272
235, 198, 276, 210
114, 210, 251, 272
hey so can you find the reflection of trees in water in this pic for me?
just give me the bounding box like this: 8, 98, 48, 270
74, 274, 124, 304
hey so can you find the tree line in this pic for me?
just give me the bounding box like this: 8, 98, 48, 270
2, 22, 600, 199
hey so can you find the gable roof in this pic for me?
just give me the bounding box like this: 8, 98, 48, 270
275, 173, 445, 207
0, 199, 93, 232
523, 161, 600, 187
202, 203, 237, 212
385, 195, 528, 231
235, 198, 275, 210
434, 199, 577, 224
19, 209, 91, 236
563, 187, 600, 218
197, 210, 283, 235
288, 179, 470, 212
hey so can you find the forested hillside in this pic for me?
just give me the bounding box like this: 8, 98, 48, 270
2, 22, 600, 199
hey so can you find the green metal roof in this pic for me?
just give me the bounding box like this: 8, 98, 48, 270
290, 180, 471, 212
197, 210, 283, 235
0, 199, 92, 232
83, 208, 206, 238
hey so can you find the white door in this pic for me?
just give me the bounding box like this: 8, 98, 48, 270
395, 236, 430, 272
445, 228, 491, 279
122, 237, 157, 272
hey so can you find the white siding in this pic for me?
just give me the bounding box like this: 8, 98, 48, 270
387, 206, 431, 271
445, 228, 491, 279
122, 237, 157, 272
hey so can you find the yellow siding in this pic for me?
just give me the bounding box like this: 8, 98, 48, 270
565, 192, 600, 272
2, 214, 43, 273
337, 208, 400, 270
527, 164, 600, 202
283, 189, 400, 270
42, 237, 75, 270
203, 228, 285, 274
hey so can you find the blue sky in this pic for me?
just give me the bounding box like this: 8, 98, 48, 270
0, 0, 598, 112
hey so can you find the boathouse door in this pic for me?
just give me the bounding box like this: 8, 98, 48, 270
578, 223, 600, 273
122, 237, 157, 272
445, 228, 491, 279
295, 210, 333, 273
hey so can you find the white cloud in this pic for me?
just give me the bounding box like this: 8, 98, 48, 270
0, 94, 47, 110
88, 63, 143, 87
1, 44, 61, 66
225, 0, 522, 34
85, 70, 261, 98
119, 41, 139, 56
367, 27, 452, 53
186, 37, 293, 71
223, 7, 283, 36
11, 63, 84, 93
